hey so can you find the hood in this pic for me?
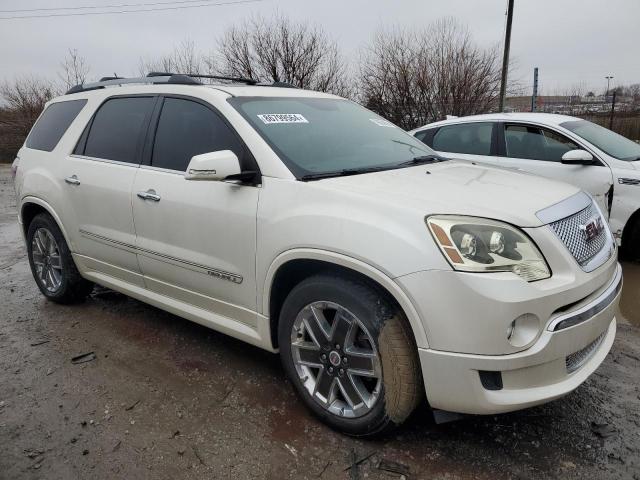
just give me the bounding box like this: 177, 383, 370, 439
316, 161, 580, 227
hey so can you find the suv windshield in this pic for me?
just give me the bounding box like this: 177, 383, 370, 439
561, 119, 640, 161
229, 97, 437, 178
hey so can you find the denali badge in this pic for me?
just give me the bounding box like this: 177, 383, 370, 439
579, 216, 604, 241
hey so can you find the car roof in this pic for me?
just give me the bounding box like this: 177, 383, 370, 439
411, 112, 581, 132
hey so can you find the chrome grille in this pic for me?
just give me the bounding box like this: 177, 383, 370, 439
549, 202, 607, 266
566, 331, 606, 374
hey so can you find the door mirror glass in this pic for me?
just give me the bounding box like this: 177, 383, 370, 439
561, 149, 594, 165
185, 150, 241, 181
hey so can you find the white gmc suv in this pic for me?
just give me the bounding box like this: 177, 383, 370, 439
12, 74, 621, 436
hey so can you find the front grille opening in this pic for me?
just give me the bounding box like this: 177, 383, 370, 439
566, 331, 606, 374
550, 203, 607, 267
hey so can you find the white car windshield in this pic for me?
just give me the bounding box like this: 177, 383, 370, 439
561, 120, 640, 161
229, 97, 439, 178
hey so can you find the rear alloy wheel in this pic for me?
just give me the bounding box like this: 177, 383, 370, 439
26, 213, 93, 303
279, 273, 422, 436
31, 227, 63, 293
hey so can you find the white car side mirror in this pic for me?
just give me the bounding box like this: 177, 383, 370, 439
185, 150, 241, 181
561, 149, 594, 165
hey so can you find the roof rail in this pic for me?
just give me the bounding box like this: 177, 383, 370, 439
147, 71, 258, 85
65, 71, 285, 95
65, 73, 201, 94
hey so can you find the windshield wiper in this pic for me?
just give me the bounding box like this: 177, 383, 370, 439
396, 154, 448, 167
300, 165, 391, 181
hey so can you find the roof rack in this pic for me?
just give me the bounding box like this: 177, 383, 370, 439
147, 71, 258, 85
65, 72, 291, 95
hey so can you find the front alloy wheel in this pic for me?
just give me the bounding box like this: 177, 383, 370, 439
290, 301, 382, 418
279, 273, 422, 436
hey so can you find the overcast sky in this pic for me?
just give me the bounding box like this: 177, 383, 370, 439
1, 0, 638, 94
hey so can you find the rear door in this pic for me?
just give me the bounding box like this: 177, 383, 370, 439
131, 95, 260, 325
497, 122, 614, 214
415, 122, 501, 165
62, 96, 156, 286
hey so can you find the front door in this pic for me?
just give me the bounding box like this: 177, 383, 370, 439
131, 96, 260, 325
497, 123, 614, 215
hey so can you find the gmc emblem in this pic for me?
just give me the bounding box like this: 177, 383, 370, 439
579, 216, 604, 241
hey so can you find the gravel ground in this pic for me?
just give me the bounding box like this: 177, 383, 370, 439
1, 165, 639, 480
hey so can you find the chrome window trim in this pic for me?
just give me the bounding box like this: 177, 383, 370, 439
535, 191, 591, 224
548, 263, 622, 332
69, 154, 140, 168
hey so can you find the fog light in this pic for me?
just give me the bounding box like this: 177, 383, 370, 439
507, 313, 540, 347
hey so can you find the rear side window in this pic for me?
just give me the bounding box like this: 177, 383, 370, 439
432, 122, 493, 155
151, 98, 243, 172
83, 97, 154, 163
26, 99, 87, 152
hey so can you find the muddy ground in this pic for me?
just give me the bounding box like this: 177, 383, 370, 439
1, 165, 639, 480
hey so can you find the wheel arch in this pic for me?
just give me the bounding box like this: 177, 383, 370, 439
263, 249, 429, 351
19, 197, 73, 249
621, 206, 640, 256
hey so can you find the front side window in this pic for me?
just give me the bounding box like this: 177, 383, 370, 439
228, 97, 434, 178
26, 99, 87, 152
83, 97, 155, 163
504, 124, 579, 162
561, 119, 640, 161
151, 98, 243, 172
432, 122, 493, 155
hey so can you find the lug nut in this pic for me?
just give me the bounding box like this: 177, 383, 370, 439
339, 368, 344, 376
335, 344, 340, 350
321, 354, 327, 361
328, 367, 334, 373
342, 357, 348, 364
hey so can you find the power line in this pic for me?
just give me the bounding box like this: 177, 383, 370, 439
0, 0, 225, 14
0, 0, 260, 20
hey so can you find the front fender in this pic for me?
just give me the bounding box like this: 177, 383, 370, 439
261, 248, 430, 349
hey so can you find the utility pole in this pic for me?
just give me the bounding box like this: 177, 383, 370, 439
609, 90, 617, 129
498, 0, 514, 112
531, 67, 538, 112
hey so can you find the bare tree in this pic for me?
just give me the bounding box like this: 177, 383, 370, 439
359, 18, 501, 129
0, 76, 56, 161
58, 48, 90, 90
139, 39, 204, 76
217, 14, 350, 95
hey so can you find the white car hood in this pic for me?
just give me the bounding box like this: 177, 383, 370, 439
316, 161, 581, 227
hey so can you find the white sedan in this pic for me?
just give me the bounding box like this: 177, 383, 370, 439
411, 113, 640, 258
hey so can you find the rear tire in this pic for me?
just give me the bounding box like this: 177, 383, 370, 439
26, 213, 93, 304
278, 273, 422, 437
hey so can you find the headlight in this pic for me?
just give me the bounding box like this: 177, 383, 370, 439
426, 215, 551, 282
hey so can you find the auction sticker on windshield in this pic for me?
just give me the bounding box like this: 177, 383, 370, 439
257, 113, 309, 124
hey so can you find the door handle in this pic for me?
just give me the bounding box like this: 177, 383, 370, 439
137, 189, 161, 202
64, 175, 80, 185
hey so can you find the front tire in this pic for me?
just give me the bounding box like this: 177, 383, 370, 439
26, 213, 93, 303
278, 273, 422, 436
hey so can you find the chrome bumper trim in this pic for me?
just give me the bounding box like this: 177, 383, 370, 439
548, 263, 622, 332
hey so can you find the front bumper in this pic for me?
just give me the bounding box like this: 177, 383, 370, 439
413, 263, 621, 414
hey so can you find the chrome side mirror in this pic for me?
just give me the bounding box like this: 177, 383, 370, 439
185, 150, 241, 181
